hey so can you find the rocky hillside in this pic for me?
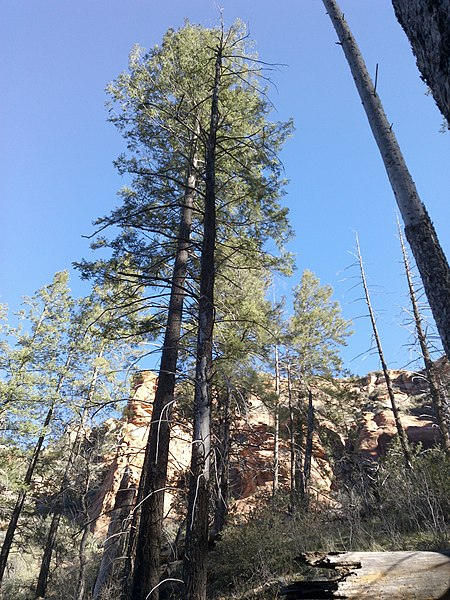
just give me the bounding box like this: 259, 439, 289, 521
90, 360, 449, 537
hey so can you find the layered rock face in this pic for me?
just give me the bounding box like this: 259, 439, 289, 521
90, 371, 192, 536
91, 362, 449, 535
356, 367, 446, 460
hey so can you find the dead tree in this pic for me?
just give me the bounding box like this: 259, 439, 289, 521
282, 551, 450, 599
322, 0, 450, 361
355, 235, 412, 469
398, 222, 450, 451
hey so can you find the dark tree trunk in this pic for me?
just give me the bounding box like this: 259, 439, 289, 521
182, 38, 222, 600
76, 522, 90, 600
273, 345, 281, 495
398, 223, 450, 451
35, 506, 63, 599
294, 421, 305, 501
36, 359, 101, 599
287, 364, 297, 507
392, 0, 450, 127
356, 235, 412, 470
405, 211, 450, 363
322, 0, 450, 362
130, 147, 198, 600
302, 390, 314, 500
211, 386, 231, 540
0, 396, 59, 583
93, 468, 136, 599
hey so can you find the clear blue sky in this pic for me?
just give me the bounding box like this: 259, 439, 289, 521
2, 0, 449, 374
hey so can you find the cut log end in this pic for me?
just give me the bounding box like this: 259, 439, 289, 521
281, 551, 450, 600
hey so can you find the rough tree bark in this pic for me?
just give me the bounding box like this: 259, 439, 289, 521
356, 235, 412, 470
322, 0, 450, 362
398, 222, 450, 451
93, 468, 136, 599
302, 390, 314, 500
129, 145, 198, 600
182, 36, 222, 600
211, 385, 232, 540
392, 0, 450, 127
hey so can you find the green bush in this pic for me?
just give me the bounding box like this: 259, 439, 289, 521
377, 446, 450, 548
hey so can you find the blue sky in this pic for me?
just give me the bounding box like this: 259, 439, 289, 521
2, 0, 449, 374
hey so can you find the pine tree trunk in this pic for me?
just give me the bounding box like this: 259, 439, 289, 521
392, 0, 450, 127
0, 491, 27, 584
36, 358, 101, 599
356, 235, 412, 469
76, 461, 93, 600
302, 390, 314, 500
0, 398, 59, 582
294, 418, 305, 500
129, 146, 198, 600
75, 523, 90, 600
287, 364, 297, 507
211, 387, 231, 540
398, 224, 450, 451
93, 468, 136, 599
322, 0, 450, 362
273, 345, 281, 495
35, 508, 63, 599
182, 38, 222, 600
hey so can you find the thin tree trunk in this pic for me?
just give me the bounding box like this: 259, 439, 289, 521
322, 0, 450, 361
398, 222, 450, 451
211, 385, 231, 540
0, 365, 69, 584
294, 413, 305, 500
273, 344, 281, 495
182, 36, 222, 600
76, 516, 90, 600
36, 357, 102, 599
287, 363, 296, 507
129, 142, 198, 600
302, 390, 314, 500
93, 468, 136, 599
356, 235, 412, 469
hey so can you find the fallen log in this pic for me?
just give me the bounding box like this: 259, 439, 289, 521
280, 551, 450, 599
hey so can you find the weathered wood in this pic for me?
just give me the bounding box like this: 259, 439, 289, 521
281, 551, 450, 599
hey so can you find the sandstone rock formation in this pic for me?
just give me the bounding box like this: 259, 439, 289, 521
90, 361, 449, 535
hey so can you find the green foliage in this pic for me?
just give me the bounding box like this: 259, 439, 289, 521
208, 501, 297, 597
377, 446, 450, 547
287, 270, 352, 379
0, 272, 74, 448
0, 515, 101, 600
207, 443, 450, 599
78, 20, 294, 367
